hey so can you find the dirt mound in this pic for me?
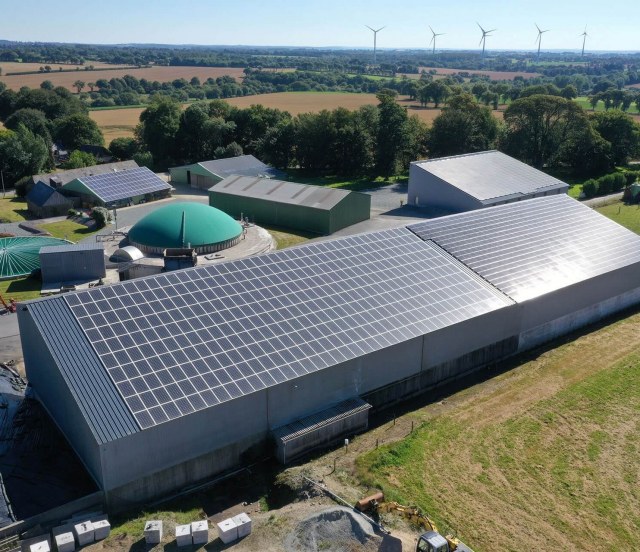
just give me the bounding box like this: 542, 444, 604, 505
284, 506, 401, 552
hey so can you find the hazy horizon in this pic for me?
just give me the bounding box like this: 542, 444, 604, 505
0, 0, 638, 53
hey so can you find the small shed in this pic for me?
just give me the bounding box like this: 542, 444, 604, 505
170, 155, 283, 189
26, 181, 75, 218
209, 176, 371, 235
408, 150, 569, 212
39, 242, 106, 284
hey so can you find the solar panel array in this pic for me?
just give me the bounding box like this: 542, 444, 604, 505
64, 227, 512, 429
81, 167, 171, 204
408, 195, 640, 302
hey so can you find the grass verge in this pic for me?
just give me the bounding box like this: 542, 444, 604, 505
263, 224, 315, 249
0, 277, 41, 302
0, 197, 29, 223
38, 220, 100, 241
595, 200, 640, 233
285, 170, 407, 192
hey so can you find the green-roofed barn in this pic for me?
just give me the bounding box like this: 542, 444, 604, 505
209, 176, 371, 235
127, 202, 243, 255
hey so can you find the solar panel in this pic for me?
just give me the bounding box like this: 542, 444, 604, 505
81, 167, 171, 204
408, 195, 640, 302
64, 227, 512, 429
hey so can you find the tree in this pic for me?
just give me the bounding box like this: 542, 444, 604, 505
501, 95, 597, 170
91, 207, 110, 229
136, 95, 181, 166
0, 126, 50, 186
133, 151, 154, 169
109, 137, 139, 160
87, 82, 96, 92
63, 150, 97, 169
423, 81, 450, 108
73, 80, 85, 94
428, 93, 500, 158
256, 120, 296, 170
375, 92, 410, 177
53, 113, 104, 150
4, 108, 52, 144
590, 110, 640, 166
560, 85, 578, 100
40, 80, 54, 90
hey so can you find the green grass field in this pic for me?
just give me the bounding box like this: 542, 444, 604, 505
39, 220, 100, 241
285, 170, 406, 192
575, 96, 640, 115
356, 313, 640, 551
596, 200, 640, 233
0, 277, 41, 302
0, 197, 29, 223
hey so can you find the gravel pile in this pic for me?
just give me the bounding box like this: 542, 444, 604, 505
284, 506, 401, 552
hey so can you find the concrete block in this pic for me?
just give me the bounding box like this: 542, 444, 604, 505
216, 518, 237, 544
29, 541, 49, 552
93, 520, 111, 541
73, 522, 94, 547
144, 520, 163, 545
54, 533, 75, 552
232, 513, 252, 539
190, 521, 208, 545
175, 525, 191, 547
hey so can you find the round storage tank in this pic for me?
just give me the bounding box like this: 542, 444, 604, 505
128, 202, 243, 255
0, 236, 71, 280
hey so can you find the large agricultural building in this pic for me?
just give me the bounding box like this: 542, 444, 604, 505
408, 151, 569, 212
209, 175, 371, 235
18, 194, 640, 511
169, 155, 283, 190
61, 167, 172, 208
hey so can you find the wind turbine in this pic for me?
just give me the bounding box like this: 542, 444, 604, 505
429, 26, 444, 55
535, 23, 549, 59
477, 23, 495, 58
580, 26, 588, 57
365, 25, 385, 65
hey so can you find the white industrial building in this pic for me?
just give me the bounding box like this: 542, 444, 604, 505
408, 150, 569, 212
18, 194, 640, 511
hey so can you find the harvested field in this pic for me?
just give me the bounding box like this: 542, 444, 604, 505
0, 66, 247, 91
91, 92, 505, 143
417, 66, 541, 80
353, 311, 640, 551
0, 61, 132, 74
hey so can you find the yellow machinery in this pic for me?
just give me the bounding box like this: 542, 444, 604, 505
355, 493, 474, 552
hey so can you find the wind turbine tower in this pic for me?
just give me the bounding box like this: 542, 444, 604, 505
580, 26, 588, 57
365, 25, 385, 65
477, 23, 495, 58
429, 26, 444, 55
535, 24, 549, 59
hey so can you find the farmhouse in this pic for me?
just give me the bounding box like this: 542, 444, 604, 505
18, 194, 640, 511
169, 155, 283, 189
61, 166, 172, 208
408, 150, 569, 212
209, 175, 371, 235
26, 181, 75, 218
28, 160, 138, 190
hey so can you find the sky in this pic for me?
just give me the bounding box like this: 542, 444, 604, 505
1, 0, 638, 53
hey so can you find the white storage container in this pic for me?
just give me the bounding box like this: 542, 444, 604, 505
232, 513, 252, 539
190, 520, 208, 545
175, 524, 191, 547
144, 520, 163, 544
216, 518, 238, 544
29, 541, 50, 552
54, 533, 75, 552
73, 522, 94, 547
93, 520, 111, 541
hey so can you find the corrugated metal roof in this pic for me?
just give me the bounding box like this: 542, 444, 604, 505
31, 160, 138, 187
211, 175, 352, 210
272, 398, 371, 443
40, 242, 105, 255
26, 298, 139, 444
408, 194, 640, 302
196, 155, 282, 179
412, 151, 569, 204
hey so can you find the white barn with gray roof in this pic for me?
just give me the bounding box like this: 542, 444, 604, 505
408, 150, 569, 212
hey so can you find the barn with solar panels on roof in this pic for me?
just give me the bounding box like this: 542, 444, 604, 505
408, 150, 569, 212
61, 166, 172, 208
17, 194, 640, 511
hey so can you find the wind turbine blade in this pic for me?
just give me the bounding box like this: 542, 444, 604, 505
429, 25, 435, 35
376, 26, 386, 32
487, 29, 496, 33
429, 36, 434, 46
479, 36, 484, 47
535, 23, 541, 33
477, 22, 485, 33
365, 25, 374, 32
